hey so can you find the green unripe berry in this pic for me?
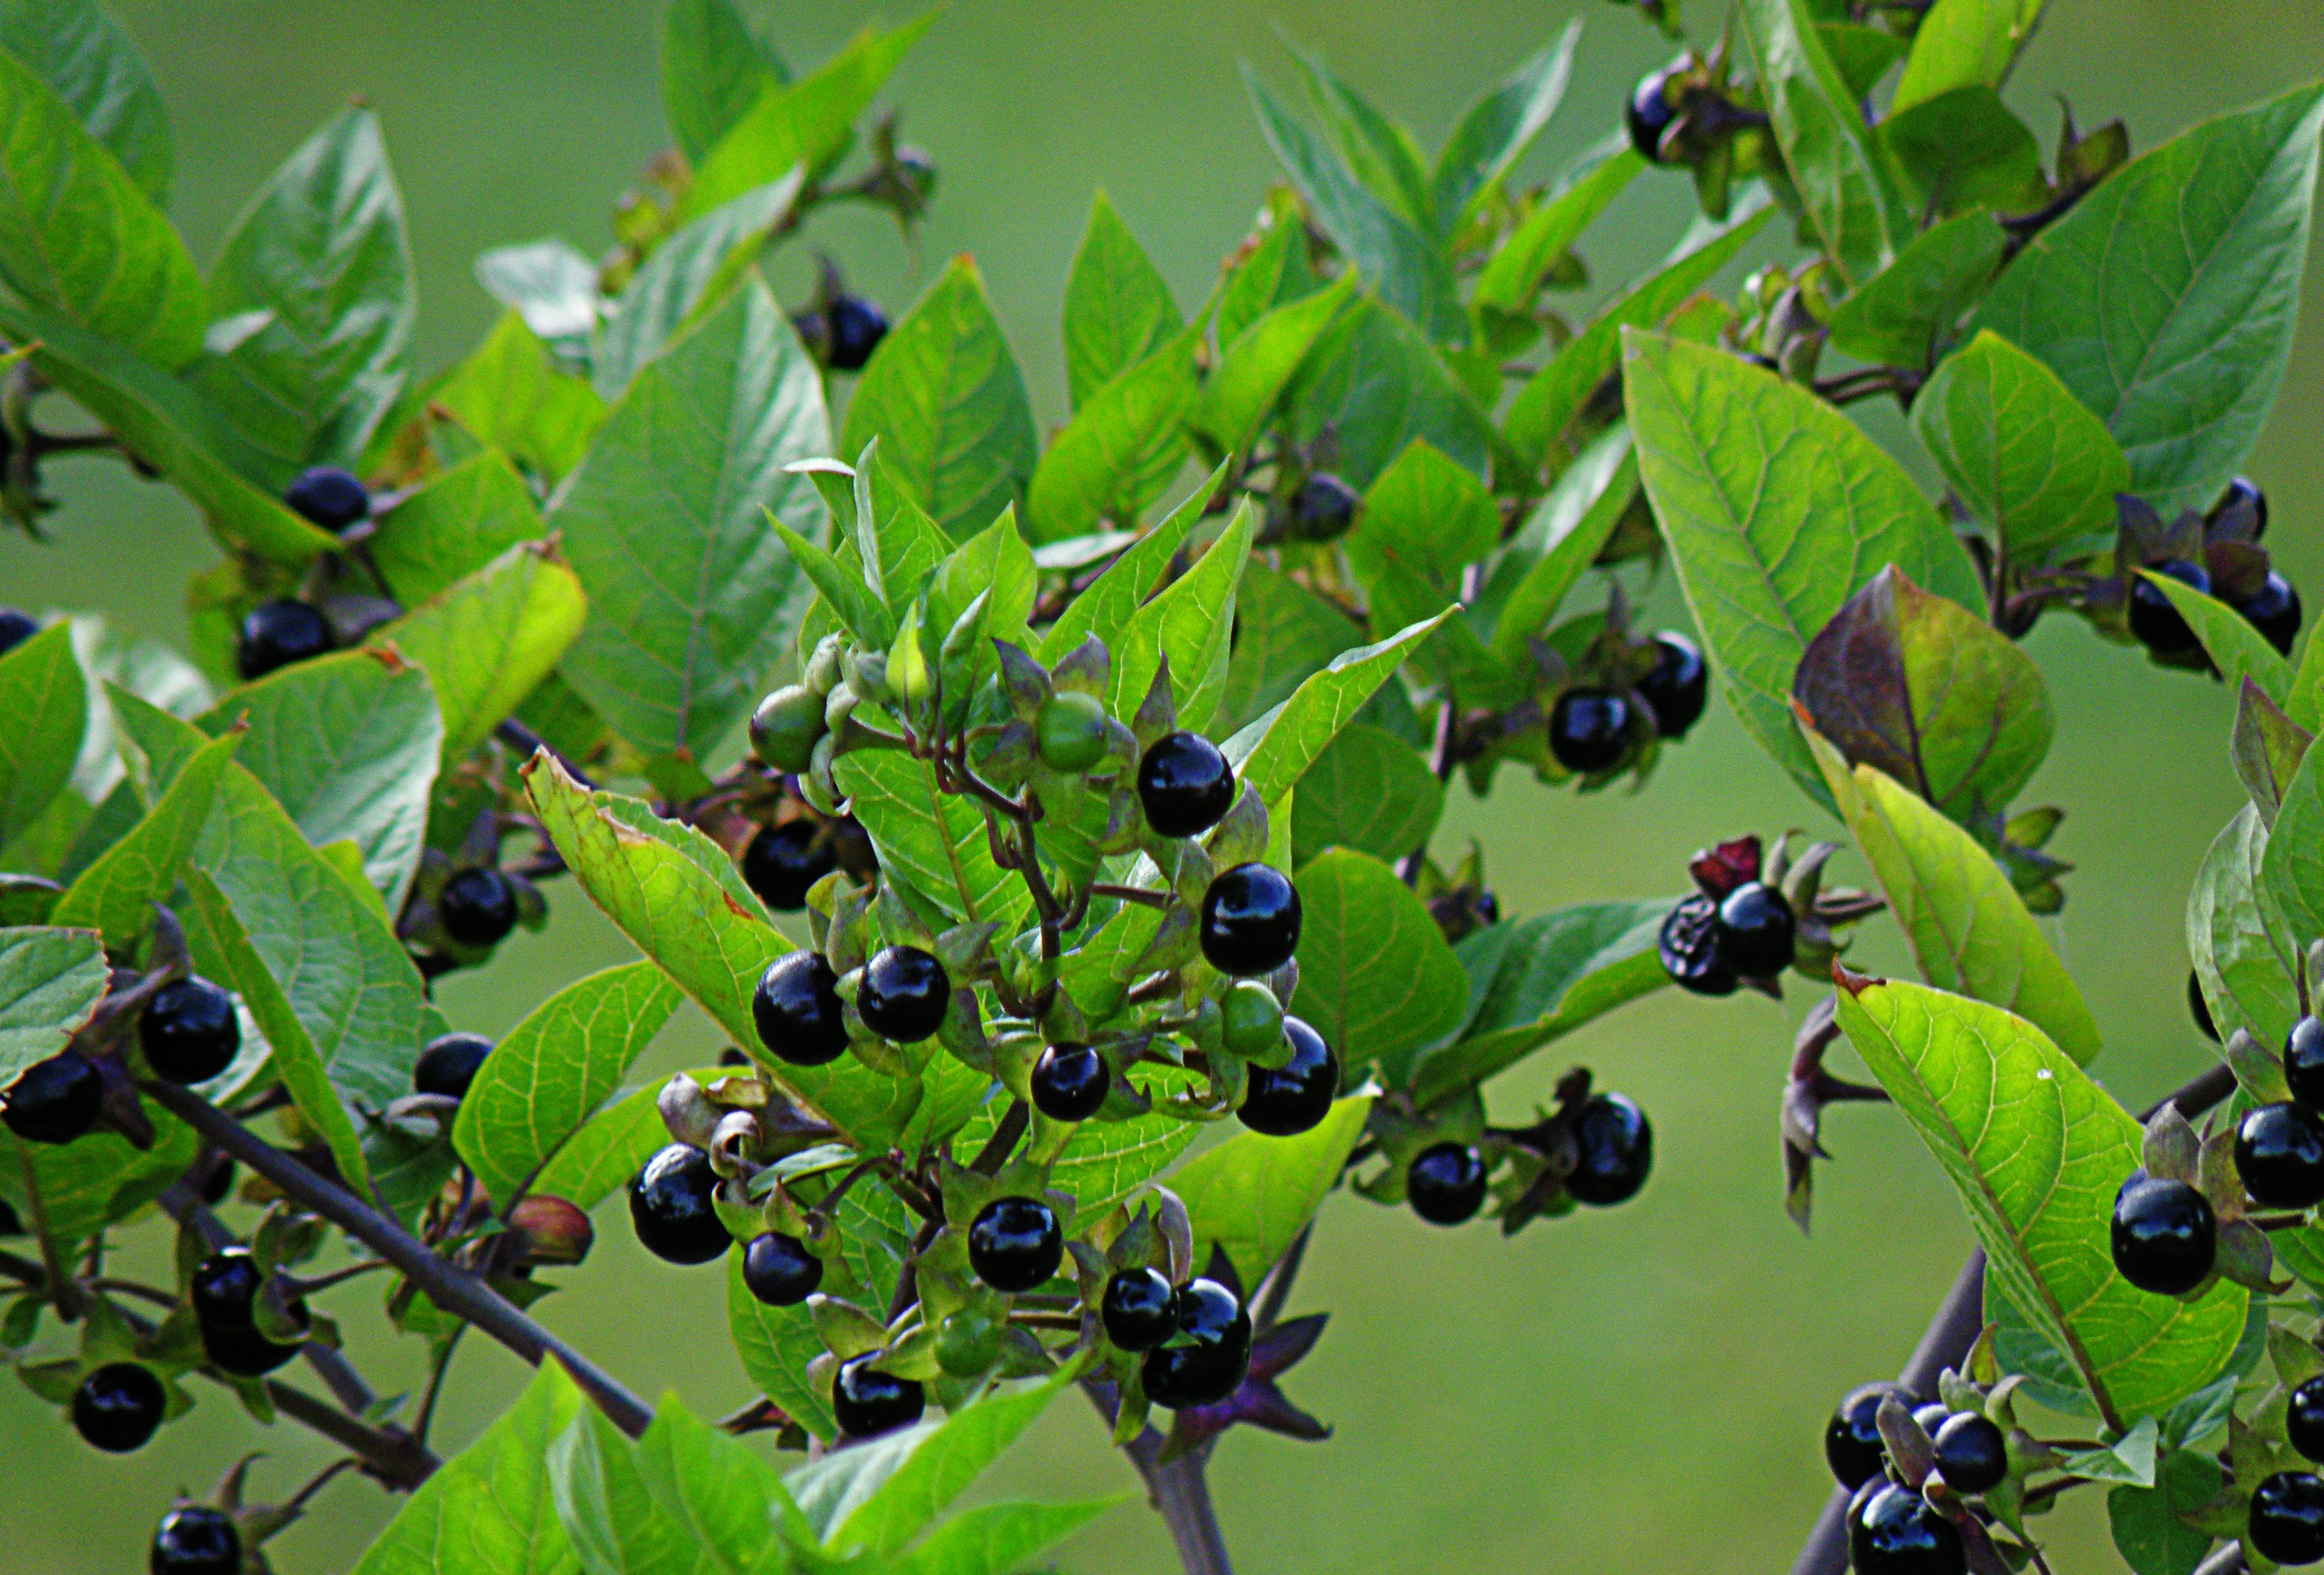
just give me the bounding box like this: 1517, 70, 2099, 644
1220, 980, 1285, 1058
935, 1309, 1002, 1376
1036, 691, 1111, 773
751, 685, 827, 773
804, 633, 847, 697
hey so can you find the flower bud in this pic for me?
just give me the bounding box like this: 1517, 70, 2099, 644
509, 1195, 594, 1266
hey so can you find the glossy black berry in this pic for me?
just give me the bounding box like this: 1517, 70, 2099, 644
826, 296, 889, 372
858, 946, 950, 1042
1911, 1402, 1950, 1436
2239, 571, 2304, 656
283, 466, 370, 533
1239, 1015, 1338, 1137
1628, 69, 1685, 164
2111, 1176, 2216, 1295
198, 1158, 235, 1206
2289, 1376, 2324, 1463
1142, 1277, 1252, 1409
2188, 969, 2218, 1042
1932, 1412, 2008, 1495
1289, 473, 1360, 541
741, 1232, 823, 1306
2, 1051, 103, 1145
235, 600, 333, 682
753, 951, 850, 1066
1714, 881, 1795, 977
438, 867, 519, 949
833, 1355, 923, 1437
2292, 1017, 2324, 1111
1030, 1042, 1109, 1121
138, 976, 241, 1084
2220, 476, 2270, 538
72, 1362, 165, 1453
1547, 689, 1632, 774
2127, 560, 2209, 659
628, 1144, 729, 1265
1407, 1142, 1488, 1226
0, 607, 37, 656
1638, 633, 1708, 738
1659, 894, 1737, 996
2239, 1102, 2324, 1210
1101, 1266, 1178, 1351
1849, 1483, 1965, 1575
202, 1314, 308, 1377
151, 1506, 241, 1575
413, 1032, 492, 1100
740, 821, 835, 912
968, 1196, 1063, 1293
0, 1195, 20, 1235
189, 1247, 266, 1332
1200, 863, 1302, 976
1568, 1093, 1652, 1206
2252, 1471, 2324, 1567
1137, 730, 1236, 838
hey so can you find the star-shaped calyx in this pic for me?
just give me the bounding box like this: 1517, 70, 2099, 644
1157, 1244, 1332, 1462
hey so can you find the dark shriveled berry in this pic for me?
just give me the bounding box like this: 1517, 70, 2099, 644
73, 1362, 166, 1453
1289, 473, 1361, 542
438, 867, 519, 949
1568, 1093, 1652, 1206
0, 607, 38, 656
628, 1144, 729, 1265
2240, 571, 2304, 657
2251, 1471, 2324, 1567
1101, 1266, 1178, 1351
413, 1032, 492, 1100
740, 821, 835, 912
2292, 1016, 2324, 1111
2111, 1176, 2216, 1295
1826, 1383, 1905, 1488
826, 296, 889, 372
1627, 69, 1679, 164
1199, 863, 1302, 977
151, 1505, 242, 1575
1659, 895, 1737, 996
833, 1355, 923, 1437
1239, 1016, 1338, 1137
858, 946, 950, 1043
2, 1051, 103, 1145
236, 600, 333, 682
2290, 1376, 2324, 1464
139, 976, 241, 1084
1407, 1142, 1488, 1226
1030, 1042, 1109, 1121
1714, 881, 1795, 977
2239, 1101, 2324, 1210
1932, 1412, 2008, 1495
741, 1232, 822, 1306
283, 466, 371, 533
1138, 730, 1236, 839
1547, 689, 1632, 774
966, 1196, 1063, 1293
2128, 560, 2209, 659
1142, 1277, 1252, 1409
753, 951, 850, 1067
1849, 1483, 1965, 1575
1639, 633, 1709, 738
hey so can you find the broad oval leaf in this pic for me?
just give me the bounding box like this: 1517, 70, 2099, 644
1286, 849, 1467, 1070
1062, 189, 1179, 412
2188, 805, 2300, 1051
1026, 318, 1203, 543
549, 1403, 702, 1575
369, 540, 589, 761
0, 925, 107, 1088
592, 171, 802, 401
1825, 209, 2007, 370
0, 622, 89, 849
1170, 1090, 1374, 1286
1224, 611, 1451, 807
1736, 0, 1907, 288
0, 0, 171, 202
434, 312, 608, 485
353, 1363, 585, 1575
660, 0, 788, 164
2136, 568, 2295, 707
50, 728, 240, 947
1892, 0, 2044, 113
1289, 724, 1444, 868
368, 449, 549, 608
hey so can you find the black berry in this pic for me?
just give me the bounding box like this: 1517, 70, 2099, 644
202, 1315, 308, 1378
2292, 1016, 2324, 1111
740, 821, 835, 912
1567, 1093, 1652, 1206
1849, 1483, 1965, 1575
741, 1232, 822, 1306
1932, 1412, 2008, 1495
1137, 730, 1236, 839
189, 1247, 273, 1332
754, 951, 850, 1066
139, 976, 241, 1084
825, 296, 889, 372
1638, 633, 1708, 738
2238, 1102, 2324, 1209
0, 1196, 19, 1235
1101, 1266, 1177, 1351
1911, 1401, 1950, 1436
1239, 1014, 1338, 1137
1547, 689, 1632, 774
628, 1144, 729, 1265
858, 946, 950, 1042
72, 1362, 166, 1453
1289, 473, 1360, 542
2252, 1471, 2324, 1567
1827, 1384, 1903, 1488
967, 1196, 1063, 1293
2188, 969, 2217, 1042
2238, 571, 2303, 656
1142, 1277, 1252, 1409
1199, 863, 1302, 976
198, 1158, 235, 1206
2, 1051, 103, 1145
1659, 894, 1737, 996
2111, 1175, 2216, 1295
833, 1355, 923, 1437
1030, 1042, 1109, 1121
1713, 881, 1795, 977
438, 867, 519, 949
2219, 475, 2270, 538
2127, 560, 2209, 659
1626, 69, 1679, 163
1407, 1141, 1488, 1226
0, 607, 37, 656
282, 466, 370, 533
151, 1506, 241, 1575
413, 1032, 492, 1100
2289, 1376, 2324, 1463
235, 600, 333, 682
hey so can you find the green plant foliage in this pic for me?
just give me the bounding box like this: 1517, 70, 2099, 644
1287, 849, 1467, 1068
1171, 1092, 1375, 1285
0, 925, 105, 1086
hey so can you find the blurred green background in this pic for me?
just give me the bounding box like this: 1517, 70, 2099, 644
4, 0, 2323, 1569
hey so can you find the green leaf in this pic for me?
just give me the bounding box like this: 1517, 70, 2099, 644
1289, 724, 1443, 868
1343, 438, 1496, 646
1881, 86, 2048, 219
1483, 434, 1637, 673
195, 649, 443, 912
371, 541, 590, 761
1048, 1077, 1205, 1213
193, 106, 415, 484
1062, 190, 1179, 411
1502, 198, 1774, 468
1893, 0, 2044, 114
1170, 1091, 1373, 1286
434, 312, 608, 486
1621, 328, 1984, 809
1225, 610, 1454, 807
594, 171, 803, 400
50, 728, 238, 947
834, 750, 1028, 932
1833, 974, 2246, 1428
0, 622, 89, 849
1190, 271, 1355, 460
1735, 0, 1907, 288
1210, 562, 1363, 738
1109, 505, 1255, 735
823, 1374, 1077, 1555
1967, 81, 2324, 514
661, 0, 788, 164
1427, 21, 1580, 234
1404, 900, 1672, 1101
0, 46, 201, 364
452, 961, 683, 1209
2136, 569, 2295, 707
1280, 45, 1434, 231
1216, 213, 1320, 347
476, 238, 600, 348
2107, 1447, 2223, 1575
0, 0, 171, 202
1818, 24, 1911, 101
1474, 138, 1644, 318
726, 1242, 837, 1442
1284, 849, 1466, 1068
2188, 805, 2299, 1051
556, 277, 828, 760
635, 1395, 808, 1575
1036, 466, 1220, 667
549, 1403, 702, 1575
1026, 317, 1204, 543
893, 1499, 1122, 1575
369, 449, 549, 607
1807, 728, 2101, 1063
2257, 738, 2324, 995
352, 1363, 584, 1575
0, 926, 106, 1088
0, 1105, 194, 1246
840, 255, 1038, 542
531, 1077, 691, 1212
1825, 210, 2008, 369
1285, 295, 1493, 489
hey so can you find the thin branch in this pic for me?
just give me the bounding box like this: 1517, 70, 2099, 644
20, 1148, 82, 1318
970, 1100, 1029, 1176
1090, 883, 1171, 910
413, 1325, 466, 1448
1083, 1380, 1234, 1575
259, 1379, 438, 1490
282, 1456, 361, 1514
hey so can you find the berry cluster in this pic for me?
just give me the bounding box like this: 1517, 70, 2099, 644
2123, 480, 2300, 665
1823, 1381, 2014, 1575
1659, 834, 1872, 996
1545, 630, 1708, 779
